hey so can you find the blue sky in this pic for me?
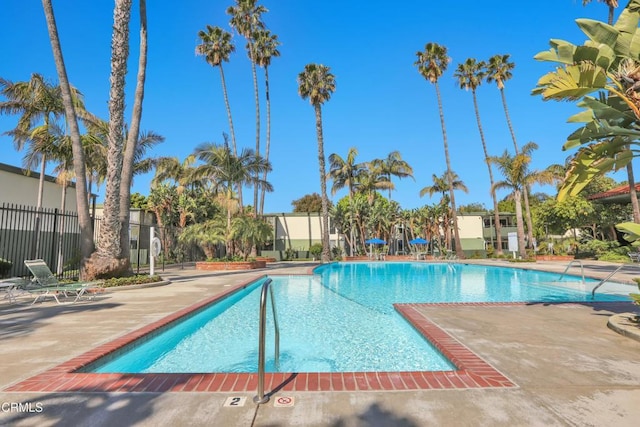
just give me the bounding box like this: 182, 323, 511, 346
0, 1, 623, 213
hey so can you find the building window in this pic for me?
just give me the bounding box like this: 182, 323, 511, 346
484, 218, 492, 228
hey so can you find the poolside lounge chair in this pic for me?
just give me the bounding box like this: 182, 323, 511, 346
23, 259, 102, 304
628, 252, 640, 263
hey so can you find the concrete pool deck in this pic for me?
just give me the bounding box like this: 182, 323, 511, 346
0, 259, 639, 426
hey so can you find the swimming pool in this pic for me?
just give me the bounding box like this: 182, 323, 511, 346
84, 262, 631, 375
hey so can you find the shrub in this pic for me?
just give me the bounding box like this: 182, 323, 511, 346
310, 243, 323, 260
100, 275, 163, 288
0, 258, 12, 278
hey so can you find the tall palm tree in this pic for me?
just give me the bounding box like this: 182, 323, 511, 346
193, 141, 272, 256
195, 26, 237, 154
81, 0, 133, 279
119, 0, 148, 268
328, 147, 366, 199
419, 171, 468, 198
253, 28, 280, 216
454, 58, 504, 255
152, 155, 199, 194
356, 164, 393, 205
420, 171, 468, 252
0, 74, 80, 217
297, 63, 335, 262
583, 0, 619, 24
490, 149, 528, 259
329, 147, 366, 256
227, 0, 267, 214
415, 42, 464, 258
372, 151, 414, 200
490, 142, 556, 258
486, 54, 537, 246
37, 2, 94, 274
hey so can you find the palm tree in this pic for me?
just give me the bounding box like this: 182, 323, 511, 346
227, 0, 267, 214
152, 155, 199, 194
419, 171, 468, 199
119, 0, 148, 268
25, 3, 94, 274
415, 42, 464, 258
328, 147, 366, 199
253, 28, 280, 216
329, 147, 366, 256
372, 151, 414, 200
454, 58, 504, 255
195, 26, 237, 153
193, 141, 272, 256
420, 171, 468, 252
490, 142, 556, 258
297, 63, 335, 262
487, 56, 538, 245
486, 54, 537, 247
0, 74, 64, 213
356, 164, 393, 205
583, 0, 619, 24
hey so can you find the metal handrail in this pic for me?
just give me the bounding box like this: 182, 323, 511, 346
254, 278, 280, 404
591, 265, 625, 298
557, 260, 585, 283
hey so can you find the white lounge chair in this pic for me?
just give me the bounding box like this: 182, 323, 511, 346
23, 259, 102, 304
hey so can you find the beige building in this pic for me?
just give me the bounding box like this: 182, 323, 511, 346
0, 163, 80, 211
262, 212, 344, 260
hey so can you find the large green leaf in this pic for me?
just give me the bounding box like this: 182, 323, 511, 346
576, 19, 619, 50
559, 146, 633, 199
534, 39, 577, 64
616, 221, 640, 243
564, 120, 640, 149
614, 0, 640, 59
533, 64, 607, 100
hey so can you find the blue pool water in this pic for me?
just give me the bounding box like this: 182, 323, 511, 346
87, 262, 630, 374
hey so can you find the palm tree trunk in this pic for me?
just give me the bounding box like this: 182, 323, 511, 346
57, 178, 67, 275
87, 0, 132, 279
514, 189, 527, 258
472, 90, 503, 256
259, 65, 271, 216
33, 154, 47, 258
219, 64, 243, 212
314, 104, 330, 262
523, 186, 535, 245
41, 0, 94, 277
435, 82, 464, 258
249, 43, 260, 216
501, 87, 535, 246
119, 0, 147, 275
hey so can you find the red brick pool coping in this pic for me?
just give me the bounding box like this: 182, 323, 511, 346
5, 278, 518, 394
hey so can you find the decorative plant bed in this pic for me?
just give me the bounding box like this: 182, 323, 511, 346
195, 260, 267, 271
535, 255, 574, 261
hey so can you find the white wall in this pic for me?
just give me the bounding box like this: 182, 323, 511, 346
0, 164, 78, 212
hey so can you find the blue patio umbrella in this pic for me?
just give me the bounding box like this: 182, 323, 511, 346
365, 238, 386, 244
409, 237, 429, 245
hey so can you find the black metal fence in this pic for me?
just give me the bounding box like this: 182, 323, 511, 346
0, 203, 159, 279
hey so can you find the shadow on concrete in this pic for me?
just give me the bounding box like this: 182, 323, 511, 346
0, 383, 188, 427
0, 300, 121, 341
330, 402, 420, 427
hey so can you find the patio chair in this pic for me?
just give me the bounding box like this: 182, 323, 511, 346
628, 252, 640, 263
23, 259, 102, 304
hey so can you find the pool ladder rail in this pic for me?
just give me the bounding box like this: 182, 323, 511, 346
557, 259, 626, 299
254, 278, 280, 404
